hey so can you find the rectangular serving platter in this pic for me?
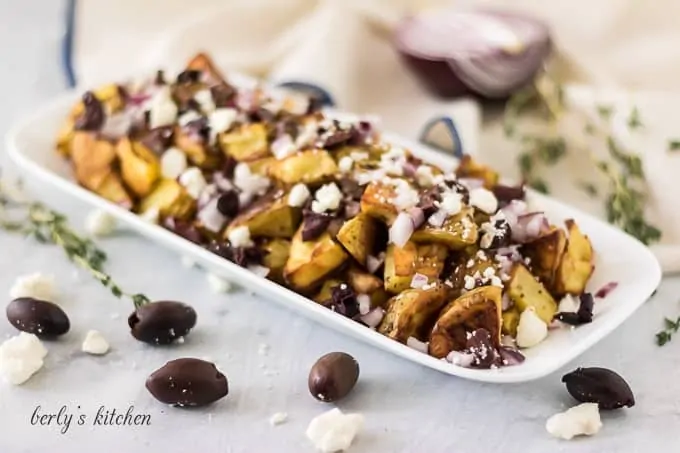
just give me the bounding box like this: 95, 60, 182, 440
5, 79, 661, 383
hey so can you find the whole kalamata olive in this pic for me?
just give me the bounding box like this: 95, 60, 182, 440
128, 301, 196, 345
216, 191, 240, 217
7, 297, 70, 338
74, 91, 105, 131
146, 358, 228, 407
308, 352, 360, 402
562, 367, 635, 410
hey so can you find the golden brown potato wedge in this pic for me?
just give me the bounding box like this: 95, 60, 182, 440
138, 178, 196, 220
284, 228, 349, 292
384, 242, 448, 294
378, 282, 449, 343
360, 182, 398, 224
446, 249, 498, 295
247, 157, 278, 176
502, 307, 520, 337
116, 138, 161, 197
521, 228, 567, 291
554, 220, 595, 296
174, 126, 222, 169
428, 286, 502, 359
347, 267, 390, 308
336, 213, 377, 266
71, 84, 125, 117
185, 52, 226, 85
93, 171, 133, 208
455, 155, 499, 189
219, 123, 270, 162
506, 263, 557, 324
225, 191, 301, 239
56, 119, 75, 157
313, 279, 345, 304
268, 150, 338, 185
261, 238, 291, 284
70, 132, 117, 190
411, 208, 478, 250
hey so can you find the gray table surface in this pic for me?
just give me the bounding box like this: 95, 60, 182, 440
1, 2, 679, 452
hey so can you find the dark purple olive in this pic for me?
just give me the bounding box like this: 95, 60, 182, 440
555, 293, 594, 326
128, 301, 197, 345
140, 126, 174, 155
6, 297, 70, 338
492, 184, 526, 206
301, 211, 333, 241
327, 284, 359, 319
464, 328, 500, 369
395, 9, 551, 99
216, 191, 240, 217
74, 91, 105, 131
146, 358, 228, 407
562, 367, 635, 410
309, 352, 360, 402
210, 83, 237, 108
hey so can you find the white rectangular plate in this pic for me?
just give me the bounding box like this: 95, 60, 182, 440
5, 91, 661, 383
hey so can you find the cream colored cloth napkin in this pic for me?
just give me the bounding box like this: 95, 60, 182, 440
74, 0, 680, 272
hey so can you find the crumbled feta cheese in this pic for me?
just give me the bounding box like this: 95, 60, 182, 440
161, 147, 188, 179
469, 187, 498, 214
311, 183, 342, 213
233, 163, 270, 197
140, 207, 160, 224
179, 167, 208, 199
516, 308, 548, 348
228, 226, 253, 248
438, 191, 462, 216
350, 151, 369, 162
390, 179, 419, 211
379, 147, 407, 176
269, 412, 288, 426
338, 156, 354, 173
558, 294, 579, 313
207, 272, 232, 293
463, 275, 476, 290
0, 332, 47, 385
209, 108, 238, 135
10, 273, 56, 301
306, 408, 364, 453
197, 197, 227, 232
490, 276, 503, 288
546, 403, 602, 440
147, 86, 178, 129
295, 120, 319, 148
177, 110, 202, 127
271, 134, 296, 160
479, 220, 502, 249
415, 165, 435, 187
85, 209, 116, 237
482, 267, 496, 280
193, 89, 216, 114
81, 330, 110, 355
288, 183, 311, 208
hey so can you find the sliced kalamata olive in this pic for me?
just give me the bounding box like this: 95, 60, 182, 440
221, 156, 238, 179
128, 301, 197, 345
210, 83, 237, 108
154, 70, 166, 85
338, 178, 364, 201
395, 9, 551, 99
481, 219, 512, 249
216, 191, 240, 217
140, 126, 174, 155
562, 367, 635, 410
146, 358, 228, 407
464, 328, 500, 369
492, 184, 525, 207
554, 292, 594, 326
301, 211, 333, 241
418, 187, 442, 217
6, 297, 70, 338
442, 179, 470, 204
74, 91, 105, 131
176, 70, 201, 84
498, 346, 525, 366
163, 217, 205, 244
308, 352, 360, 402
327, 284, 359, 319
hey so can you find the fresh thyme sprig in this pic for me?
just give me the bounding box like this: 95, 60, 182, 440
656, 316, 680, 346
0, 180, 149, 308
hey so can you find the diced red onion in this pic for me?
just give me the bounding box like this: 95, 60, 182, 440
402, 161, 418, 178
457, 177, 484, 190
248, 265, 270, 278
127, 92, 151, 106
446, 350, 475, 367
100, 112, 133, 140
236, 89, 258, 112
407, 207, 425, 229
406, 336, 429, 354
271, 134, 295, 160
500, 199, 528, 226
213, 171, 234, 191
197, 197, 227, 233
198, 183, 219, 209
428, 209, 448, 228
498, 346, 525, 366
389, 212, 415, 247
511, 212, 549, 242
360, 308, 384, 328
357, 294, 371, 315
366, 254, 385, 274
410, 273, 429, 289
501, 293, 513, 311
594, 281, 618, 299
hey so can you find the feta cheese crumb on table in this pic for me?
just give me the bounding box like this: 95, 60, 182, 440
85, 209, 117, 237
516, 308, 548, 348
81, 330, 110, 355
10, 273, 56, 301
0, 332, 48, 385
207, 272, 232, 293
306, 408, 364, 453
546, 403, 602, 440
269, 412, 288, 426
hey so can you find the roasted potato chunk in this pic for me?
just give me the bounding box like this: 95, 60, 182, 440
93, 171, 133, 208
70, 132, 118, 190
225, 191, 301, 239
219, 123, 270, 162
411, 208, 478, 250
554, 220, 594, 296
455, 155, 499, 189
71, 84, 125, 117
174, 126, 222, 169
284, 228, 349, 292
507, 263, 557, 324
378, 282, 449, 342
360, 182, 398, 224
428, 286, 502, 358
336, 213, 377, 266
247, 157, 277, 176
268, 150, 338, 185
502, 307, 520, 337
116, 138, 161, 197
347, 267, 390, 308
261, 238, 291, 284
185, 52, 226, 85
313, 279, 344, 304
384, 242, 448, 294
56, 119, 75, 157
521, 228, 567, 291
138, 178, 196, 220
